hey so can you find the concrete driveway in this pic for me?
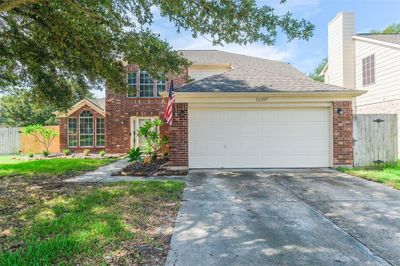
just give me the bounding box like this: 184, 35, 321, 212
166, 169, 400, 266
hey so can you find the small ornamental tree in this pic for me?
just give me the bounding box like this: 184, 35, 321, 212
23, 125, 59, 153
137, 119, 168, 161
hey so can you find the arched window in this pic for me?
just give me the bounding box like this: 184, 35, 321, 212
79, 110, 94, 147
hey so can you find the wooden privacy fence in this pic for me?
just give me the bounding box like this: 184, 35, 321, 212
0, 127, 20, 154
0, 126, 60, 155
353, 114, 398, 167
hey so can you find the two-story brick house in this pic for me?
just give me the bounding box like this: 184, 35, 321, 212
58, 50, 364, 169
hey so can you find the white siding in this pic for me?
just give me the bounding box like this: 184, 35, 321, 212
327, 12, 355, 89
355, 39, 400, 106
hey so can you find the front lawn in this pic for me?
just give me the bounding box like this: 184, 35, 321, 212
0, 158, 115, 178
0, 179, 184, 265
338, 162, 400, 190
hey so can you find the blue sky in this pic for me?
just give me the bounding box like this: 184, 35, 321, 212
94, 0, 400, 98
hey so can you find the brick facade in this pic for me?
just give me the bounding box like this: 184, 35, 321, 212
105, 64, 188, 153
168, 103, 188, 167
332, 101, 353, 166
60, 105, 105, 153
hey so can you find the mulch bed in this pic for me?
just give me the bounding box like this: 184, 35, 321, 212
117, 158, 188, 177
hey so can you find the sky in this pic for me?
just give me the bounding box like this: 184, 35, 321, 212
94, 0, 400, 98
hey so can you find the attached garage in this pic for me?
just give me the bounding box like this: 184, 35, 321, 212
189, 106, 331, 168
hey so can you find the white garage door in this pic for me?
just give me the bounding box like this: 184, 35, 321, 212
189, 107, 331, 168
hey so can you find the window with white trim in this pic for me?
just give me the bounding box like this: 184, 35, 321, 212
68, 118, 78, 147
362, 54, 375, 86
127, 72, 137, 97
96, 117, 105, 147
127, 70, 166, 98
79, 110, 94, 147
139, 71, 154, 97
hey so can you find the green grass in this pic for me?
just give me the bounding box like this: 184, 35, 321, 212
0, 181, 184, 265
0, 155, 30, 165
0, 158, 115, 177
338, 162, 400, 190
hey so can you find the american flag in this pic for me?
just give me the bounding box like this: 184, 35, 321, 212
163, 80, 175, 125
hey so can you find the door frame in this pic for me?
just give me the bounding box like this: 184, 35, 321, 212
130, 116, 158, 148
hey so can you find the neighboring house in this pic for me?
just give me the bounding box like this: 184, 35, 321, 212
58, 50, 363, 169
321, 12, 400, 154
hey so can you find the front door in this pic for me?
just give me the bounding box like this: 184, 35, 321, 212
130, 117, 156, 148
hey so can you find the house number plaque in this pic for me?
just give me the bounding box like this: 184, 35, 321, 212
256, 97, 269, 102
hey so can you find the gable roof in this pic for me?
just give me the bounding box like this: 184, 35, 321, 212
178, 50, 359, 93
355, 33, 400, 46
55, 98, 105, 118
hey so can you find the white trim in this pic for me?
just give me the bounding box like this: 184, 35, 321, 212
79, 110, 94, 148
126, 70, 166, 99
320, 63, 329, 76
353, 35, 400, 50
56, 99, 105, 117
67, 117, 78, 148
130, 116, 159, 148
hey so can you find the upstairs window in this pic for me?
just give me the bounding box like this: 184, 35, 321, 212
127, 70, 166, 98
127, 72, 137, 97
140, 71, 154, 97
362, 54, 375, 86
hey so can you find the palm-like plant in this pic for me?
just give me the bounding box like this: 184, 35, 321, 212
137, 119, 168, 161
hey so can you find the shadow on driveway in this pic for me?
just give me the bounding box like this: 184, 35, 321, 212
166, 169, 400, 266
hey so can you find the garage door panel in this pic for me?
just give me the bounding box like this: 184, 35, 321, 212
189, 108, 331, 168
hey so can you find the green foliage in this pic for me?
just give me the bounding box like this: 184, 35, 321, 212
28, 153, 34, 158
128, 147, 143, 162
83, 149, 90, 156
0, 88, 92, 127
99, 150, 106, 157
0, 1, 314, 108
137, 119, 168, 161
371, 23, 400, 34
23, 124, 59, 153
42, 150, 49, 157
309, 58, 328, 82
0, 158, 115, 177
63, 149, 71, 156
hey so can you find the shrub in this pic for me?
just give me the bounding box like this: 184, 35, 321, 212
83, 149, 90, 156
99, 150, 106, 157
23, 125, 58, 153
42, 150, 49, 157
137, 119, 168, 161
63, 148, 71, 156
28, 153, 34, 158
128, 147, 143, 162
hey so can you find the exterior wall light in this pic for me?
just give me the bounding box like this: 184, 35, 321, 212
337, 108, 344, 116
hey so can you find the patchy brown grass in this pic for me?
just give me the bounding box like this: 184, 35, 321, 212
0, 173, 184, 265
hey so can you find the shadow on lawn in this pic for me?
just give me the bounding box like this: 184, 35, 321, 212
0, 181, 184, 265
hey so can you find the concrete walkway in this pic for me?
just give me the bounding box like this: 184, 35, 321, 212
166, 169, 400, 266
64, 159, 185, 183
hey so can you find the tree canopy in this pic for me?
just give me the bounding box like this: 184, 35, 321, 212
309, 58, 327, 83
0, 88, 93, 127
371, 23, 400, 34
0, 0, 314, 109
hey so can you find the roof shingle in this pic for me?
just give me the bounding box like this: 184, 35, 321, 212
178, 50, 358, 93
355, 33, 400, 45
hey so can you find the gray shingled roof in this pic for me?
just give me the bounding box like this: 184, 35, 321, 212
356, 34, 400, 45
88, 98, 105, 110
178, 50, 358, 93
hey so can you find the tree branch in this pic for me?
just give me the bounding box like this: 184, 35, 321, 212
0, 0, 42, 13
